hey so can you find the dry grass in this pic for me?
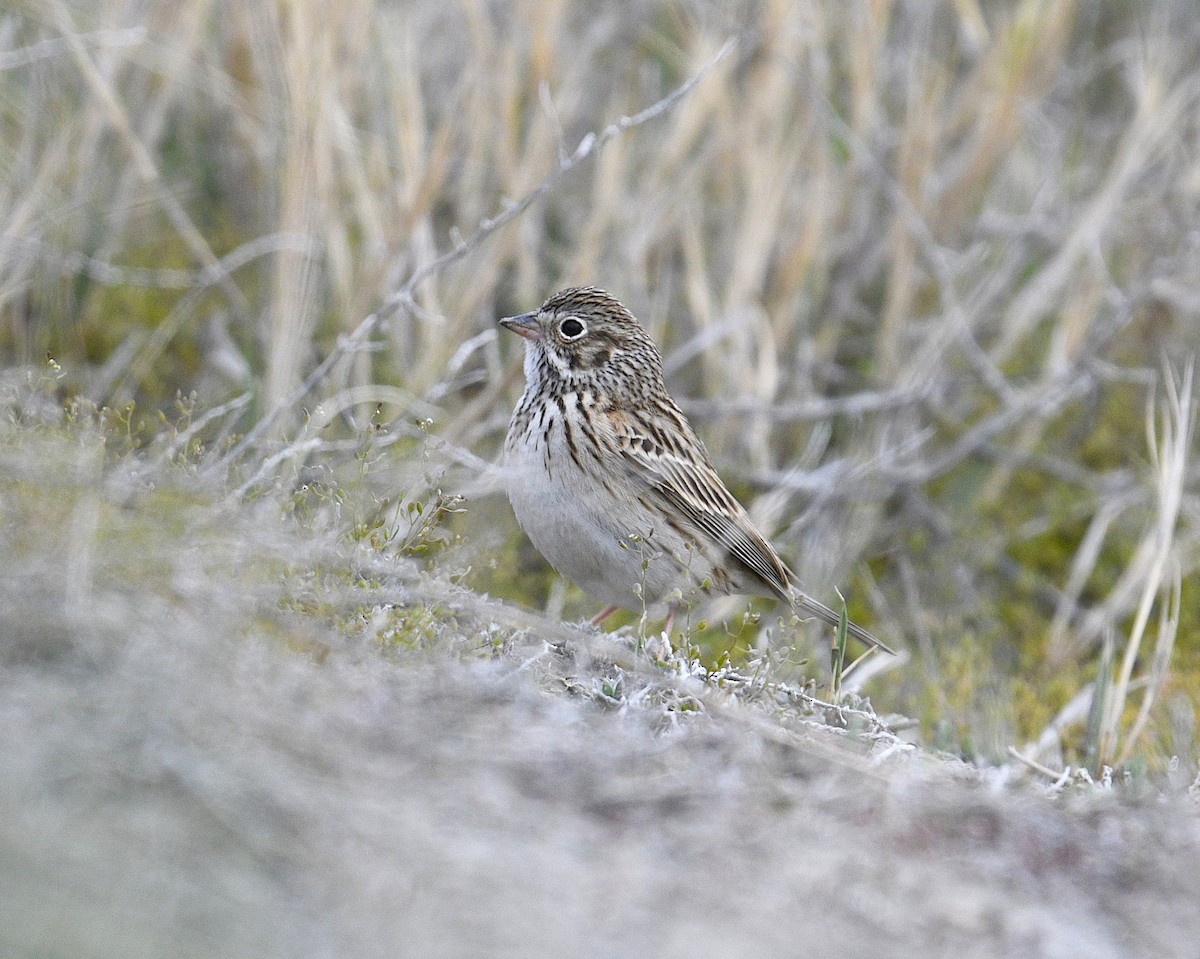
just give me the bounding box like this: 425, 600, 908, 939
2, 0, 1198, 778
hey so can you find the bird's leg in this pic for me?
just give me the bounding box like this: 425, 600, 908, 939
590, 605, 620, 627
663, 603, 677, 636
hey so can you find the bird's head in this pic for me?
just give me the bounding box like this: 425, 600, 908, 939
499, 287, 664, 397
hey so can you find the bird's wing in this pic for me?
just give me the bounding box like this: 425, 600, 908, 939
594, 404, 793, 601
594, 403, 895, 655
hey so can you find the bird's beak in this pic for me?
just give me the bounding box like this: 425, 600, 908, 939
498, 311, 542, 341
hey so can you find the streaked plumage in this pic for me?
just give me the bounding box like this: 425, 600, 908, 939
499, 286, 892, 653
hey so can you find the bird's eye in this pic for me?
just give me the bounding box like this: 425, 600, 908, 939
559, 317, 586, 339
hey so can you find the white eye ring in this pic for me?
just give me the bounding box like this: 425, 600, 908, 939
558, 316, 587, 340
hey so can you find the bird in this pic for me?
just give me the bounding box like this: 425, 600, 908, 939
498, 286, 893, 654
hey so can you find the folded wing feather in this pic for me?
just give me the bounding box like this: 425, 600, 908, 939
595, 404, 894, 654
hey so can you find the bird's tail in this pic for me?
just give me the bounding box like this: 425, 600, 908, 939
793, 592, 895, 655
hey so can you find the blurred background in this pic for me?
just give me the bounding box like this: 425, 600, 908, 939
3, 0, 1198, 772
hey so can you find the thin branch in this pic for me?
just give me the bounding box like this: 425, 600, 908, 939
4, 233, 312, 289
679, 385, 929, 423
1006, 746, 1071, 784
158, 392, 253, 465
0, 26, 146, 71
